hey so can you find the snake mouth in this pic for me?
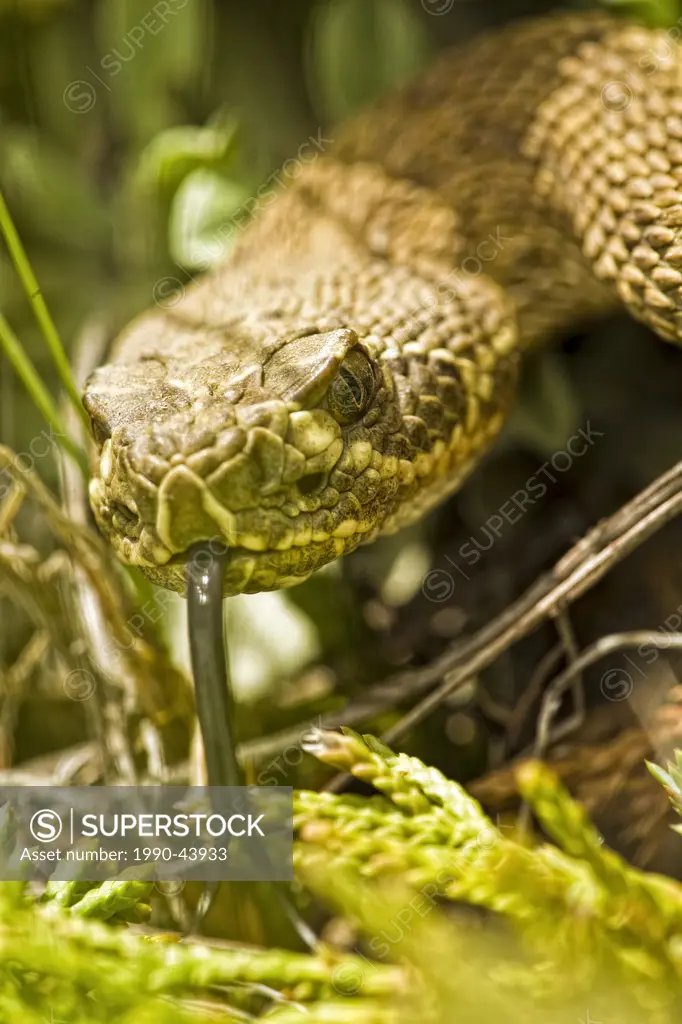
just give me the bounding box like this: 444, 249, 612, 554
90, 470, 376, 596
89, 404, 391, 594
139, 531, 370, 597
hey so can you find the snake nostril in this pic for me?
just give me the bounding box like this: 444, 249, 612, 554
298, 472, 326, 496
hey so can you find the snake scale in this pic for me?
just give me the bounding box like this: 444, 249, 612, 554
84, 10, 682, 596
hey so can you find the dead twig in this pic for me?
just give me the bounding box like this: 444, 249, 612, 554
381, 460, 682, 745
240, 459, 682, 776
0, 445, 195, 764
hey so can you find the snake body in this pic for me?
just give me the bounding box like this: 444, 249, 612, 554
84, 12, 682, 595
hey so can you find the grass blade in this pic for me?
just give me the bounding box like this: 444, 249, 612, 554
0, 310, 87, 474
0, 189, 89, 431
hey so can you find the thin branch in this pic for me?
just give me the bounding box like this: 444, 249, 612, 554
240, 458, 682, 767
532, 630, 682, 757
505, 643, 563, 748
381, 462, 682, 745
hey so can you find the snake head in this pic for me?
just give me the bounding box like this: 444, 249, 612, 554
84, 263, 517, 595
83, 308, 385, 595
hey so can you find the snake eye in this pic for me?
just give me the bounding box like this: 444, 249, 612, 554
326, 348, 375, 425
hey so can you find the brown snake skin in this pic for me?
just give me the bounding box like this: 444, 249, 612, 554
83, 11, 682, 596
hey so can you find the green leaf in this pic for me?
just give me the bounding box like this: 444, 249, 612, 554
133, 122, 240, 201
168, 168, 251, 270
646, 759, 675, 790
598, 0, 681, 27
308, 0, 430, 122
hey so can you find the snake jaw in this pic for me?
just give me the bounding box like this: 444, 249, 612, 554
87, 396, 386, 594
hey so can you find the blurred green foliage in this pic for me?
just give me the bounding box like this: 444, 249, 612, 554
4, 740, 682, 1021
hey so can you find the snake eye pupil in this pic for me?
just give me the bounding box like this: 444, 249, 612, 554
341, 369, 363, 407
327, 349, 375, 425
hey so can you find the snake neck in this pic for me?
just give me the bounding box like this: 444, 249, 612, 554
524, 20, 682, 344
331, 11, 682, 349
204, 12, 682, 350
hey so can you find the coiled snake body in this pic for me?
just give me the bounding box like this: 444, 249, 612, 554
84, 12, 682, 595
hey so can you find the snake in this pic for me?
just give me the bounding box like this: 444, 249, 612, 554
83, 10, 682, 597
